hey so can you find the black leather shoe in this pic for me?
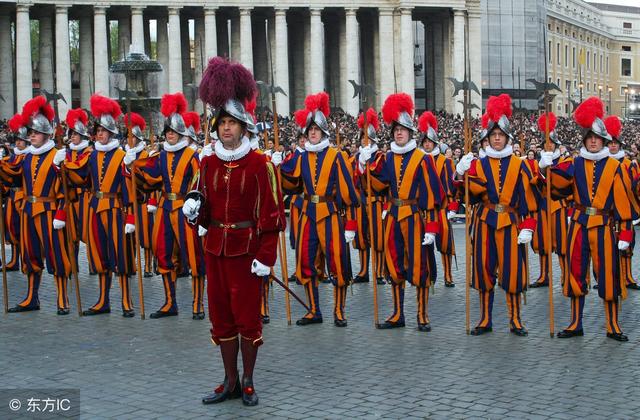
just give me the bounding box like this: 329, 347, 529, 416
8, 304, 40, 313
470, 326, 492, 336
143, 271, 154, 278
82, 307, 111, 316
592, 284, 598, 289
241, 378, 259, 406
4, 264, 19, 272
202, 376, 241, 405
122, 310, 135, 318
510, 327, 528, 337
376, 277, 386, 285
261, 315, 270, 324
444, 281, 455, 288
193, 312, 205, 320
376, 320, 405, 329
556, 329, 584, 338
334, 319, 348, 327
57, 308, 70, 316
296, 316, 323, 326
529, 281, 548, 288
150, 310, 178, 319
607, 332, 629, 342
320, 276, 332, 284
627, 283, 640, 290
417, 323, 431, 332
353, 275, 369, 283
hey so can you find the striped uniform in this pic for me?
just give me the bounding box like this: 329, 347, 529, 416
3, 151, 27, 270
616, 156, 639, 288
431, 151, 458, 285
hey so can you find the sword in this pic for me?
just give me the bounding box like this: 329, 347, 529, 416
269, 274, 311, 313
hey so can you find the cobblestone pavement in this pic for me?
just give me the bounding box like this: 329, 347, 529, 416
1, 225, 639, 419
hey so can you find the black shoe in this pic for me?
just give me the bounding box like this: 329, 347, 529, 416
82, 307, 111, 316
320, 276, 331, 284
627, 283, 640, 290
296, 316, 323, 326
334, 319, 348, 327
376, 320, 405, 329
57, 308, 70, 316
202, 375, 241, 405
122, 310, 135, 318
261, 315, 270, 324
607, 332, 629, 342
557, 329, 584, 338
529, 281, 548, 288
193, 312, 205, 320
144, 271, 154, 278
510, 327, 528, 337
376, 277, 386, 285
8, 304, 40, 313
150, 310, 178, 319
470, 326, 492, 336
444, 281, 455, 288
288, 274, 298, 283
353, 275, 369, 283
592, 284, 598, 289
4, 264, 19, 272
417, 323, 431, 332
241, 378, 259, 406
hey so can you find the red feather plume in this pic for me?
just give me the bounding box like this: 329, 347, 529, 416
199, 56, 257, 109
382, 93, 414, 124
8, 113, 26, 133
124, 112, 146, 131
486, 94, 512, 123
161, 93, 188, 118
304, 92, 330, 117
90, 94, 122, 119
66, 108, 89, 130
481, 113, 489, 129
574, 97, 604, 129
418, 111, 438, 133
183, 112, 201, 134
604, 115, 622, 139
537, 112, 557, 133
22, 96, 54, 123
294, 108, 308, 128
245, 97, 257, 119
357, 108, 380, 131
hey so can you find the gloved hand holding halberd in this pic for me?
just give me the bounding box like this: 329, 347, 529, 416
182, 197, 201, 221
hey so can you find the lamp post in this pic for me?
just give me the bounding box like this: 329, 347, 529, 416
607, 86, 612, 113
624, 88, 629, 119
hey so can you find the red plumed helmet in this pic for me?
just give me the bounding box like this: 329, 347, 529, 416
381, 93, 414, 125
573, 97, 604, 129
481, 113, 489, 129
537, 112, 557, 133
304, 92, 330, 117
183, 112, 201, 134
357, 108, 380, 131
22, 96, 54, 123
604, 115, 622, 139
418, 111, 438, 133
8, 113, 26, 133
486, 94, 512, 123
66, 108, 89, 130
90, 94, 121, 119
124, 112, 146, 131
245, 97, 257, 120
160, 93, 188, 118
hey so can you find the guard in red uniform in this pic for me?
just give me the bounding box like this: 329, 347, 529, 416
184, 57, 285, 406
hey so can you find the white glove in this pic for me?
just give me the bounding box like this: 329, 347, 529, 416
270, 151, 283, 166
182, 198, 201, 220
538, 151, 555, 169
53, 218, 66, 230
517, 229, 534, 244
146, 204, 157, 213
447, 210, 457, 220
251, 259, 271, 277
125, 223, 135, 234
344, 230, 356, 243
633, 218, 640, 226
198, 225, 208, 237
422, 232, 436, 245
53, 148, 67, 167
0, 148, 5, 159
358, 146, 374, 165
123, 148, 136, 166
456, 152, 474, 175
618, 240, 630, 251
199, 143, 213, 160
381, 209, 388, 220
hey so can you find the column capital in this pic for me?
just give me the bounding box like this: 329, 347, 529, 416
345, 7, 358, 16
131, 6, 145, 15
55, 5, 70, 13
240, 7, 253, 15
168, 7, 182, 16
378, 7, 394, 17
16, 4, 31, 13
93, 6, 107, 15
310, 8, 323, 16
398, 7, 413, 15
453, 8, 466, 17
204, 7, 218, 16
274, 7, 288, 16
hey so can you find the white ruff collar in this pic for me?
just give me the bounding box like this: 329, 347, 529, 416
305, 138, 330, 153
189, 143, 198, 151
296, 146, 305, 153
485, 144, 513, 159
125, 141, 146, 154
549, 149, 562, 161
426, 146, 440, 157
250, 137, 260, 151
94, 139, 120, 152
391, 139, 417, 155
69, 140, 89, 151
163, 139, 189, 152
479, 148, 487, 159
29, 139, 56, 155
609, 150, 625, 160
214, 136, 251, 162
580, 146, 609, 162
13, 146, 29, 156
360, 144, 379, 155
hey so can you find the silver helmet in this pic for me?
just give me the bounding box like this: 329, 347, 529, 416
14, 126, 29, 142
304, 110, 330, 137
212, 99, 252, 132
393, 111, 417, 133
131, 125, 145, 142
163, 113, 190, 138
27, 112, 54, 136
422, 125, 439, 144
71, 119, 90, 138
96, 113, 119, 135
582, 117, 612, 143
482, 115, 513, 141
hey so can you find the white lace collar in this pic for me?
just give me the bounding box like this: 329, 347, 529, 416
13, 146, 29, 156
125, 140, 146, 154
296, 146, 305, 153
189, 143, 198, 151
250, 137, 260, 151
426, 146, 440, 157
360, 144, 379, 154
479, 148, 487, 159
29, 139, 56, 155
163, 139, 189, 153
214, 136, 251, 162
69, 140, 89, 151
485, 144, 513, 159
305, 138, 330, 153
94, 139, 120, 152
609, 149, 625, 160
549, 149, 562, 161
580, 146, 610, 162
391, 139, 417, 155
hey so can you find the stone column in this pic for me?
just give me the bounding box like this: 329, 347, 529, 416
452, 9, 465, 116
378, 7, 394, 108
344, 8, 359, 116
93, 7, 109, 96
144, 17, 151, 56
0, 12, 14, 117
468, 7, 482, 116
274, 8, 290, 115
118, 16, 131, 59
131, 7, 145, 54
204, 8, 218, 61
239, 8, 253, 72
55, 5, 72, 118
16, 4, 33, 108
194, 15, 205, 113
399, 7, 414, 101
38, 15, 54, 94
156, 14, 169, 95
167, 7, 183, 93
79, 15, 93, 108
309, 8, 324, 92
230, 16, 240, 62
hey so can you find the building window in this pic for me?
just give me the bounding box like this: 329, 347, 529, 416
621, 58, 631, 76
549, 41, 552, 62
606, 57, 609, 73
622, 46, 631, 52
587, 83, 590, 92
572, 47, 576, 68
623, 22, 632, 29
600, 55, 603, 72
557, 43, 561, 63
565, 46, 569, 68
587, 52, 590, 69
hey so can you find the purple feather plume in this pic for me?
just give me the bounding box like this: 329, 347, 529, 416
199, 56, 257, 108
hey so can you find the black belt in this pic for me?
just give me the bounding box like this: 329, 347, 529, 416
210, 220, 255, 229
